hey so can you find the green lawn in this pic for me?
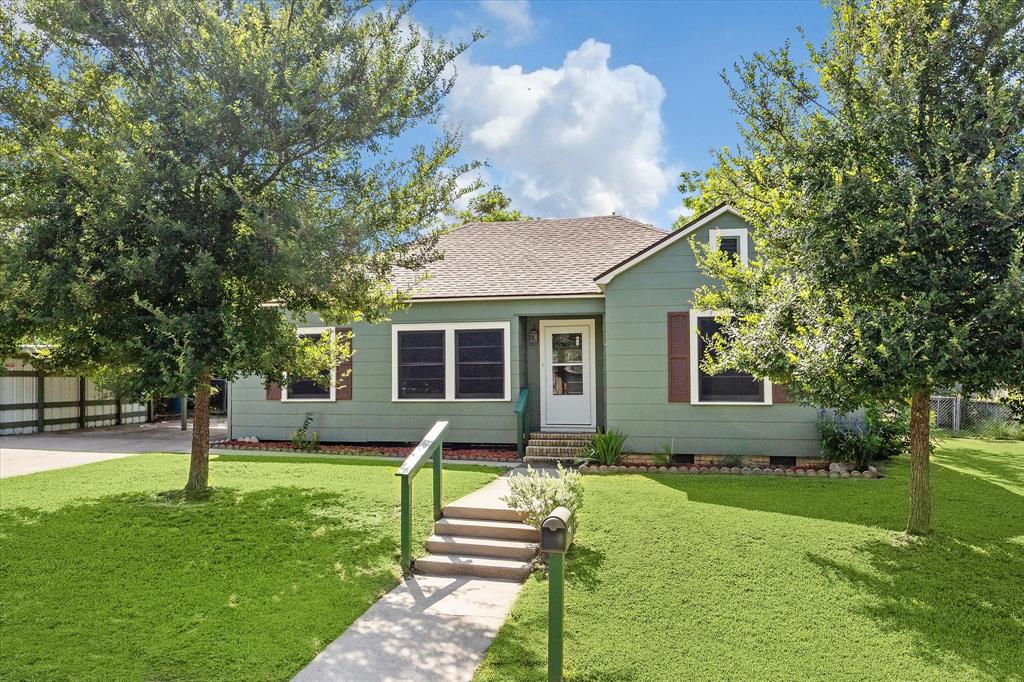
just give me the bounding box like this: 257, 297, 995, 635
0, 453, 496, 681
477, 438, 1024, 681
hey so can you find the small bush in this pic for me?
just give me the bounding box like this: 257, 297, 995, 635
651, 444, 673, 467
863, 400, 910, 460
999, 392, 1024, 424
501, 463, 584, 531
720, 454, 744, 469
818, 399, 910, 469
585, 429, 628, 465
291, 413, 321, 452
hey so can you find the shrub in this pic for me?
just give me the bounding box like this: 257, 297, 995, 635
501, 463, 584, 531
584, 429, 628, 465
291, 413, 321, 452
818, 400, 910, 469
651, 444, 673, 467
999, 392, 1024, 423
863, 400, 910, 460
720, 454, 744, 469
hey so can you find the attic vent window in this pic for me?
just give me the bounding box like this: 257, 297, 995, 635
710, 228, 749, 265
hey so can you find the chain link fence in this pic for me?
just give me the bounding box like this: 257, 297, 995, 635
931, 395, 1024, 440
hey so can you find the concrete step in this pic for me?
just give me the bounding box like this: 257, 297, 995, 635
443, 503, 523, 523
425, 534, 538, 561
414, 554, 533, 581
529, 431, 594, 441
434, 516, 538, 542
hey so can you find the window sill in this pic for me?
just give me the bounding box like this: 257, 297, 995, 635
391, 398, 511, 403
689, 400, 772, 406
282, 398, 334, 403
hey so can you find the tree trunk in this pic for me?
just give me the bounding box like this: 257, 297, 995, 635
185, 373, 212, 492
906, 390, 932, 536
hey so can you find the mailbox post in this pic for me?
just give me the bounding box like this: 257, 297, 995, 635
541, 506, 575, 682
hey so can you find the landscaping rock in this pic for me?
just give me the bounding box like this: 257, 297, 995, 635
818, 469, 829, 477
862, 470, 877, 479
850, 470, 861, 478
829, 462, 851, 473
868, 465, 879, 475
658, 466, 669, 473
752, 468, 762, 475
785, 468, 796, 476
840, 471, 850, 478
669, 466, 679, 473
731, 466, 741, 474
773, 468, 785, 476
709, 467, 720, 473
741, 467, 752, 475
699, 467, 709, 474
829, 471, 840, 478
688, 466, 699, 474
599, 465, 608, 472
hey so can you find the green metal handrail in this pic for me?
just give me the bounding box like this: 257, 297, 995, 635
514, 387, 529, 457
396, 420, 449, 573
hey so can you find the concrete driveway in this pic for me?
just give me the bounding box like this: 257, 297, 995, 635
0, 418, 228, 479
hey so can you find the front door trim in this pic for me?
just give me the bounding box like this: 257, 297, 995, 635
539, 318, 597, 431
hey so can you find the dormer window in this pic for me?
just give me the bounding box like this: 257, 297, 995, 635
710, 228, 749, 265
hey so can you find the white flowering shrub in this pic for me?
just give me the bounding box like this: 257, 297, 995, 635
501, 463, 584, 530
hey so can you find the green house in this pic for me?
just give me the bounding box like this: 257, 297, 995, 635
228, 204, 822, 462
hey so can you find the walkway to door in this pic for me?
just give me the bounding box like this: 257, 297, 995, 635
293, 473, 531, 682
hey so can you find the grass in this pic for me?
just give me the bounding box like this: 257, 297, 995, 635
0, 453, 497, 681
476, 438, 1024, 681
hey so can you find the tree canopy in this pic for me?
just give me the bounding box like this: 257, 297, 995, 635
0, 0, 476, 488
681, 0, 1024, 534
456, 186, 532, 223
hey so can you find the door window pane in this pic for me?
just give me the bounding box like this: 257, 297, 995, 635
552, 365, 584, 395
455, 329, 504, 399
696, 317, 764, 402
397, 330, 445, 399
552, 333, 583, 363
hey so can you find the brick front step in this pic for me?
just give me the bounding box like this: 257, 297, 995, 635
528, 431, 595, 441
524, 455, 584, 466
525, 445, 587, 457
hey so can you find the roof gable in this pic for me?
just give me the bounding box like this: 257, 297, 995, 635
593, 204, 747, 286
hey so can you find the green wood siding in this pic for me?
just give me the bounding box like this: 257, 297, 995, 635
229, 298, 604, 444
603, 212, 821, 456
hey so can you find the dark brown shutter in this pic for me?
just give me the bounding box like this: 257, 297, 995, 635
772, 383, 791, 404
266, 383, 282, 400
667, 312, 690, 403
335, 327, 353, 401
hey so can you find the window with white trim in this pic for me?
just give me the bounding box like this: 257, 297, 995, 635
283, 328, 336, 401
710, 228, 749, 265
392, 322, 511, 401
690, 312, 770, 405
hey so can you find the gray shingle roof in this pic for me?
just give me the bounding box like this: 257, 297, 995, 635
392, 216, 667, 299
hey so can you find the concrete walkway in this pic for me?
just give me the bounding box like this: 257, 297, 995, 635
293, 473, 528, 682
0, 418, 227, 478
294, 575, 523, 682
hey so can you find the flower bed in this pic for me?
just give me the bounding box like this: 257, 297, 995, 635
579, 463, 879, 478
213, 439, 519, 462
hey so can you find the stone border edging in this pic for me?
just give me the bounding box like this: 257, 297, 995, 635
579, 464, 879, 478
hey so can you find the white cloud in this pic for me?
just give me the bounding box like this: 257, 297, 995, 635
478, 1, 534, 43
447, 39, 677, 222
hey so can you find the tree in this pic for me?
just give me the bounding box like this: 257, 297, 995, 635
0, 0, 476, 491
456, 186, 532, 222
680, 0, 1024, 535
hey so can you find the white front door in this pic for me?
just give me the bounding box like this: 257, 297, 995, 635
540, 320, 595, 430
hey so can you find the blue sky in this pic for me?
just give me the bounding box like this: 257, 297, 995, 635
408, 0, 831, 226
